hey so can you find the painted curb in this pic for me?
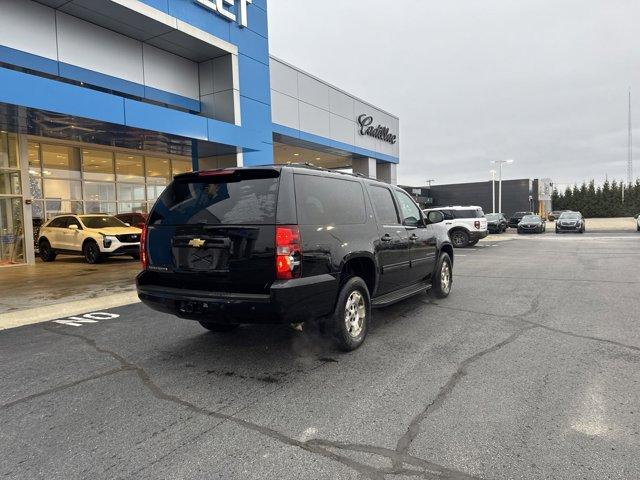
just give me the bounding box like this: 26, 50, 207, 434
0, 292, 140, 331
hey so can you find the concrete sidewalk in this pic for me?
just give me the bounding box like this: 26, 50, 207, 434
0, 256, 140, 328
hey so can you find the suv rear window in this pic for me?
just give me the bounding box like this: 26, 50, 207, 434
295, 175, 365, 225
149, 170, 279, 226
453, 209, 484, 219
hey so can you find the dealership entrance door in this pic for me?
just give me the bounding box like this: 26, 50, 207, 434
0, 132, 25, 266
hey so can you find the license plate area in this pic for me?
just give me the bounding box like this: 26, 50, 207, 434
172, 236, 232, 272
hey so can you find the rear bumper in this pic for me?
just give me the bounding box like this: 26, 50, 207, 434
108, 245, 139, 255
556, 224, 581, 231
136, 273, 338, 324
469, 231, 488, 241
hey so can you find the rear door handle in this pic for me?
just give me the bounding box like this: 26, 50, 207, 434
381, 234, 393, 242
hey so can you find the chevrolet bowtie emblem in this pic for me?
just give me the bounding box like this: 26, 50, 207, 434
188, 238, 206, 248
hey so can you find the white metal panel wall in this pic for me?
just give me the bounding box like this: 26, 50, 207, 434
143, 44, 199, 100
0, 0, 206, 107
269, 57, 399, 159
199, 55, 238, 123
0, 0, 57, 60
57, 12, 144, 84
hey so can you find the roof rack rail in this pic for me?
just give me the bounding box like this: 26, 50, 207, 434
281, 162, 380, 182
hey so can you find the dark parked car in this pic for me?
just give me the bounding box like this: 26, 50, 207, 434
517, 215, 546, 234
485, 213, 508, 233
137, 166, 455, 351
115, 212, 148, 229
547, 210, 569, 221
555, 211, 585, 233
508, 211, 534, 228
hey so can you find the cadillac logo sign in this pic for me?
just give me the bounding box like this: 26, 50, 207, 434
357, 114, 397, 145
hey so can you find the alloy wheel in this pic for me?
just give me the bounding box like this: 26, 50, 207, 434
451, 232, 466, 247
344, 291, 365, 338
85, 244, 98, 263
440, 261, 451, 294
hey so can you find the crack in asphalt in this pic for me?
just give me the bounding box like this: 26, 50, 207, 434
0, 367, 128, 409
425, 300, 640, 353
393, 325, 536, 468
35, 326, 483, 480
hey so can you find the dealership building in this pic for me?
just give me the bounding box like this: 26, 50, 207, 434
402, 178, 553, 217
0, 0, 399, 266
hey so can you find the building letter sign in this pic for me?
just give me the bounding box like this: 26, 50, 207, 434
357, 114, 397, 145
195, 0, 253, 27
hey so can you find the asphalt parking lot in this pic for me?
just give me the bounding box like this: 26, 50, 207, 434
1, 231, 639, 480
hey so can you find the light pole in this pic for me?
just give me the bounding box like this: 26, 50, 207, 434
491, 159, 514, 214
490, 170, 496, 213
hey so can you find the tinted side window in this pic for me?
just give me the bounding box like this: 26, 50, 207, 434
453, 209, 483, 219
49, 217, 66, 228
441, 210, 454, 220
295, 175, 365, 225
395, 190, 422, 227
369, 186, 399, 225
67, 217, 82, 229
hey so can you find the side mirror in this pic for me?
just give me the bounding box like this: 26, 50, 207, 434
68, 224, 78, 230
427, 211, 444, 224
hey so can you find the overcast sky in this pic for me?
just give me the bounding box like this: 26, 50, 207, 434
267, 0, 640, 187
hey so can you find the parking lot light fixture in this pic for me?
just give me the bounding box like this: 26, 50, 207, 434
491, 159, 514, 214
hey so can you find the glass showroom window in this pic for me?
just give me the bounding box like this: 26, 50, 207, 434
116, 153, 145, 183
82, 149, 115, 182
172, 158, 192, 177
84, 181, 116, 215
42, 144, 81, 180
117, 182, 147, 214
0, 133, 25, 265
146, 156, 171, 211
40, 144, 82, 218
44, 178, 83, 217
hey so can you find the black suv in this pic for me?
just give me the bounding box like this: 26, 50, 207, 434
137, 166, 454, 351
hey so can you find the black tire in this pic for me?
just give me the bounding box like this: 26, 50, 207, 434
198, 321, 239, 333
330, 277, 370, 352
83, 241, 103, 264
468, 239, 479, 246
637, 225, 640, 232
449, 230, 469, 248
555, 228, 560, 234
39, 239, 57, 262
431, 252, 453, 299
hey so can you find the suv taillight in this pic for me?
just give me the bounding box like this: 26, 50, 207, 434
140, 225, 148, 270
474, 221, 481, 229
276, 226, 301, 280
